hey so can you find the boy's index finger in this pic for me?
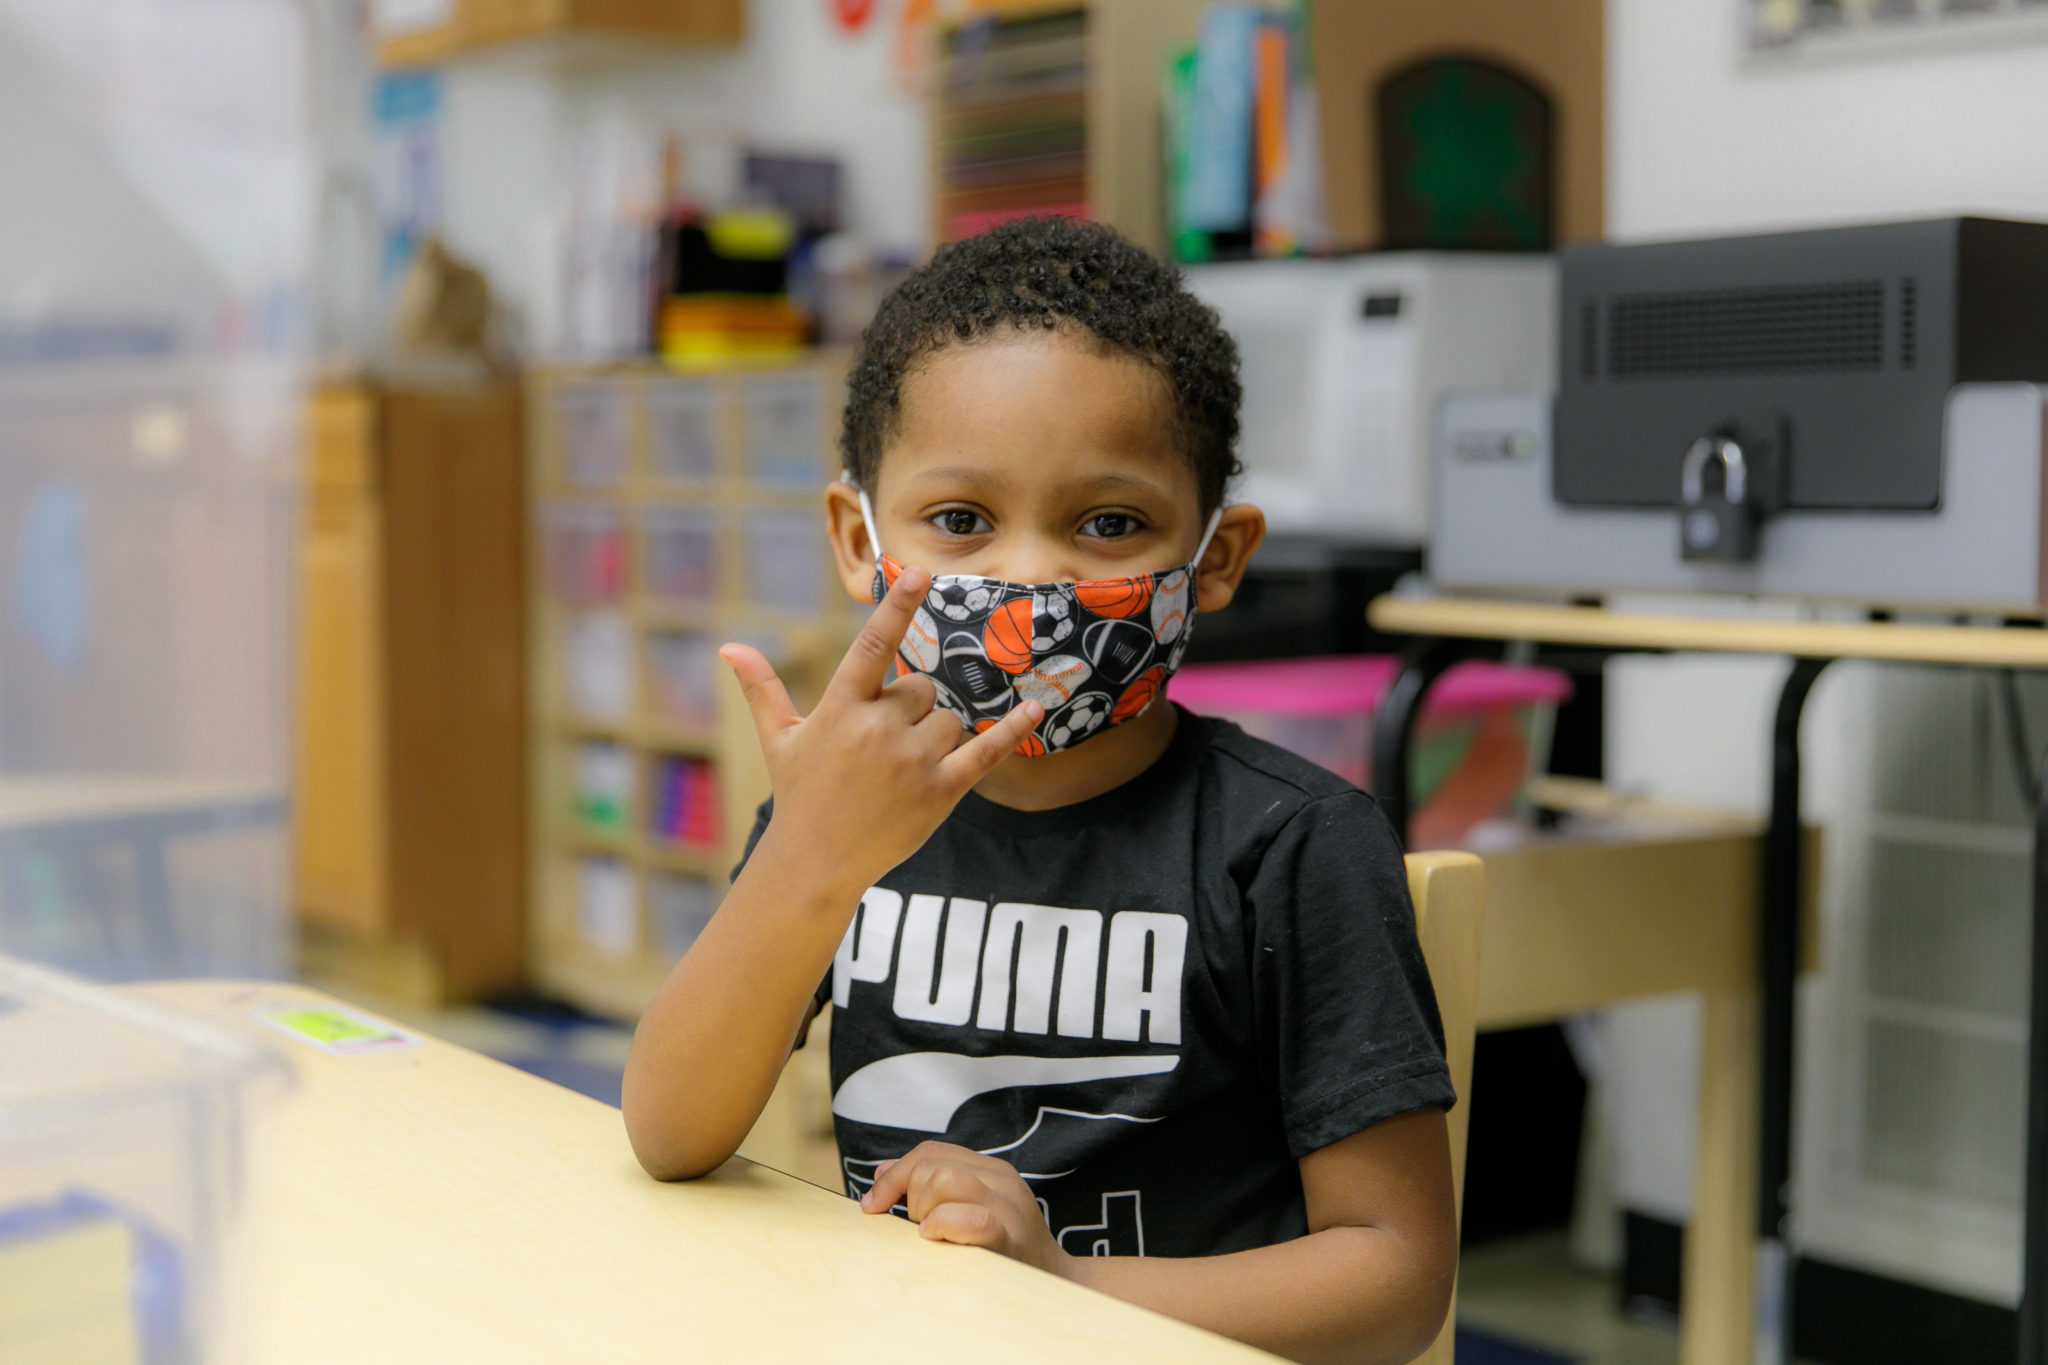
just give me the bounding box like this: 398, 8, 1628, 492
828, 563, 930, 703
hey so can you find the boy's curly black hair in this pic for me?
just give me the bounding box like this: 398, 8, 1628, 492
840, 216, 1242, 515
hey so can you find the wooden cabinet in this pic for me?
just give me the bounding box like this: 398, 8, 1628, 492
293, 376, 528, 1003
374, 0, 744, 67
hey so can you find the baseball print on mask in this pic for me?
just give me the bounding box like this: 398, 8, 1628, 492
856, 488, 1222, 757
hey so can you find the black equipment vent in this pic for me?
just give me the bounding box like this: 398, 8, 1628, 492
1899, 276, 1918, 369
1604, 280, 1885, 379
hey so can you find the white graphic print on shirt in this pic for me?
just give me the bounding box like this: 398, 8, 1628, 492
829, 888, 1185, 1255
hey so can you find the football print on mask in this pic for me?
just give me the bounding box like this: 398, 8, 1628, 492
941, 632, 1015, 713
1080, 617, 1155, 687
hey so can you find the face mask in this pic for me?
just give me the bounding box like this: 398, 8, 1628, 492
856, 486, 1223, 756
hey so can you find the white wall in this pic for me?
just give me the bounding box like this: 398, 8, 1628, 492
1600, 0, 2048, 1225
436, 4, 929, 355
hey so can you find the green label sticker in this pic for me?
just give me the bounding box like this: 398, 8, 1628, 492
255, 1003, 419, 1056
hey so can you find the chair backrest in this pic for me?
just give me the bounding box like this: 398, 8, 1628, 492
1405, 850, 1485, 1365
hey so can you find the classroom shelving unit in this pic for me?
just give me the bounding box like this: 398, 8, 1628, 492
526, 355, 855, 1025
930, 0, 1208, 256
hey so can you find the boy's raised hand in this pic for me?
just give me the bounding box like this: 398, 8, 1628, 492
719, 564, 1043, 897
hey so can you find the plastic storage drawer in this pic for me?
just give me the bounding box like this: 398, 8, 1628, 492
646, 379, 721, 483
640, 505, 721, 607
554, 382, 630, 487
737, 372, 824, 488
740, 508, 827, 614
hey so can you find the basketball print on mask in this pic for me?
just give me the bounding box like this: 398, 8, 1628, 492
1112, 664, 1169, 724
1045, 690, 1114, 749
1029, 588, 1076, 651
1015, 654, 1092, 711
982, 597, 1039, 674
1074, 574, 1153, 619
1149, 569, 1190, 645
1079, 617, 1155, 687
941, 632, 1014, 714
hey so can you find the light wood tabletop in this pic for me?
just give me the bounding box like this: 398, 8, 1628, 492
1369, 595, 2048, 666
126, 980, 1278, 1365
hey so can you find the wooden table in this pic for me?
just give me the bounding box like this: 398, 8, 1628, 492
128, 980, 1278, 1365
1368, 594, 2048, 1365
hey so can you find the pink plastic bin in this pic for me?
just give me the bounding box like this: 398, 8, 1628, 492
1169, 655, 1574, 845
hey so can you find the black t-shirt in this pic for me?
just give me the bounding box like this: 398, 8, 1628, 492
734, 706, 1454, 1259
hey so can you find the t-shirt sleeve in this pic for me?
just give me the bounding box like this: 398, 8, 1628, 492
728, 796, 834, 1045
1246, 790, 1456, 1159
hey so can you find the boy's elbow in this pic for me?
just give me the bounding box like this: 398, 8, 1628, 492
1375, 1236, 1457, 1365
622, 1084, 733, 1181
626, 1123, 732, 1182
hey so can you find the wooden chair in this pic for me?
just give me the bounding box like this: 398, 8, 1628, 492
1405, 851, 1485, 1365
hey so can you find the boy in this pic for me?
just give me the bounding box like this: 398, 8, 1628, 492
623, 217, 1456, 1364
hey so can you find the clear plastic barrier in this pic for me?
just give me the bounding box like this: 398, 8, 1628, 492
0, 0, 312, 981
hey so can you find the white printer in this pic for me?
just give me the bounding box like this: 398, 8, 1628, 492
1185, 253, 1556, 547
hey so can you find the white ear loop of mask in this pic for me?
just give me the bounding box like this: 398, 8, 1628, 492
848, 476, 1225, 579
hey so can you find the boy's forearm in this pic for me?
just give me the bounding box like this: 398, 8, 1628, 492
1067, 1225, 1452, 1365
621, 826, 863, 1180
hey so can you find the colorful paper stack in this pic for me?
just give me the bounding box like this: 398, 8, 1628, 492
652, 755, 721, 850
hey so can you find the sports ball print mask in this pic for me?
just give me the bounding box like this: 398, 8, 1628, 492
856, 486, 1223, 757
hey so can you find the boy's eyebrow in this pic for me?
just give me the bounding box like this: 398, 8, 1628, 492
906, 464, 1007, 491
1074, 472, 1174, 499
903, 468, 1174, 501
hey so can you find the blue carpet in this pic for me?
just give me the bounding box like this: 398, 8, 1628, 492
1454, 1326, 1576, 1365
501, 1054, 624, 1107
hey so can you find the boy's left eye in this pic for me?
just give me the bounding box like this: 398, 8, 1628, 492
1082, 513, 1142, 539
931, 509, 991, 536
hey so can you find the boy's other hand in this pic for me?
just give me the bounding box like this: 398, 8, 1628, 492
860, 1142, 1074, 1281
719, 564, 1043, 898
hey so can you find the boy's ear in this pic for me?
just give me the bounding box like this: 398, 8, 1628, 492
1193, 504, 1266, 614
823, 479, 880, 605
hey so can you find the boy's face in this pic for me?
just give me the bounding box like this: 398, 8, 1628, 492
825, 327, 1262, 608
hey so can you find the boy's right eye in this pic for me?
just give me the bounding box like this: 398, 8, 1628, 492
930, 509, 991, 537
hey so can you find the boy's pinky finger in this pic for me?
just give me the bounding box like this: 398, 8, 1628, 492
942, 702, 1044, 786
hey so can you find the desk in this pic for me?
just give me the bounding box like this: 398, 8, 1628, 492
127, 980, 1276, 1365
0, 777, 286, 976
1368, 594, 2048, 1365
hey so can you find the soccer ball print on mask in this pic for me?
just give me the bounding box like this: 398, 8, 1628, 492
856, 488, 1222, 757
